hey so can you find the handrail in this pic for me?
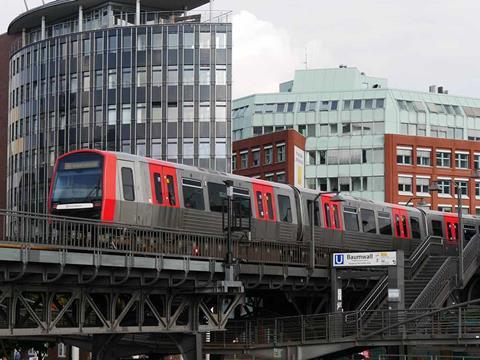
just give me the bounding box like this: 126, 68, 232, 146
463, 233, 480, 274
345, 275, 388, 323
406, 235, 443, 276
410, 257, 456, 309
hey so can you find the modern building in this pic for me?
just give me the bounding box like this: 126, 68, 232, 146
7, 0, 232, 214
232, 129, 306, 186
232, 67, 480, 213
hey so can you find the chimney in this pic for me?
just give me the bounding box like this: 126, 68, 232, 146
438, 86, 444, 94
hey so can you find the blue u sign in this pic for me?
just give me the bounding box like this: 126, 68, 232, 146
334, 254, 344, 265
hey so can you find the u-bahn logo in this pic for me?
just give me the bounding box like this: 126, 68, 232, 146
334, 254, 344, 265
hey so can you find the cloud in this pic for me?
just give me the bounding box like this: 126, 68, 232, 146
232, 11, 300, 99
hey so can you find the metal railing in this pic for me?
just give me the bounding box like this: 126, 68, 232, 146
0, 209, 329, 268
406, 235, 443, 278
463, 233, 480, 281
206, 303, 480, 349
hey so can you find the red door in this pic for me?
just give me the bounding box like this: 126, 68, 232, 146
392, 208, 409, 238
253, 183, 276, 221
321, 195, 343, 230
444, 215, 458, 243
149, 163, 179, 208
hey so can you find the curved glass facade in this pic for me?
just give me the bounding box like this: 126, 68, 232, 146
8, 4, 232, 213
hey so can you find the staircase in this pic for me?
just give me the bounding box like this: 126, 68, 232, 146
405, 256, 447, 308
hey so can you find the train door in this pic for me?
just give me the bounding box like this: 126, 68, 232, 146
149, 163, 179, 208
392, 208, 409, 238
321, 195, 342, 230
253, 183, 276, 222
118, 160, 138, 225
444, 215, 458, 244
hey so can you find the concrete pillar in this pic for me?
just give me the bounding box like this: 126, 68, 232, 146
41, 17, 46, 40
71, 347, 79, 360
330, 267, 342, 312
387, 251, 405, 311
78, 6, 83, 32
135, 0, 141, 25
22, 28, 26, 46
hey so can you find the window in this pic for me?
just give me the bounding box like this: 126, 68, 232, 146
276, 172, 286, 183
208, 183, 227, 212
455, 152, 469, 169
455, 180, 468, 197
436, 151, 451, 167
361, 208, 376, 234
398, 176, 412, 194
122, 68, 132, 87
353, 99, 362, 109
410, 217, 421, 239
240, 152, 248, 168
416, 177, 430, 194
275, 195, 291, 223
200, 32, 211, 48
122, 105, 131, 124
137, 67, 147, 87
431, 220, 444, 237
232, 154, 237, 170
256, 191, 264, 218
330, 124, 338, 135
476, 182, 480, 198
252, 150, 260, 166
307, 200, 320, 226
437, 180, 451, 195
277, 144, 285, 162
397, 148, 412, 165
153, 173, 163, 204
344, 207, 359, 231
121, 167, 135, 201
417, 149, 431, 166
166, 175, 176, 206
378, 211, 392, 235
264, 147, 273, 164
136, 103, 146, 123
266, 193, 274, 220
183, 178, 204, 210
108, 69, 117, 89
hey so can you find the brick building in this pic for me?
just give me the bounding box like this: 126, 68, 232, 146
232, 129, 306, 186
385, 134, 480, 214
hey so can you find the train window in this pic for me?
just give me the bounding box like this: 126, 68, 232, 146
324, 203, 331, 227
166, 175, 176, 206
395, 215, 401, 236
410, 217, 421, 239
431, 220, 443, 237
378, 212, 392, 235
233, 188, 251, 218
266, 193, 274, 220
153, 173, 163, 204
182, 178, 205, 210
332, 204, 340, 228
343, 207, 359, 231
256, 192, 264, 218
307, 200, 320, 226
361, 209, 376, 234
464, 225, 476, 242
446, 222, 458, 241
208, 182, 227, 212
121, 167, 135, 201
402, 216, 408, 237
278, 195, 292, 223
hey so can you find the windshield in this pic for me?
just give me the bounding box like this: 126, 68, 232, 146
52, 153, 103, 204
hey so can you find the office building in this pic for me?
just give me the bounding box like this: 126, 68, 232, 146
7, 0, 232, 213
233, 67, 480, 213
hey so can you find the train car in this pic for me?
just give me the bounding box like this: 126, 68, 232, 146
49, 150, 480, 254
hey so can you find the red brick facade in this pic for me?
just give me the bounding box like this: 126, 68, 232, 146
385, 134, 480, 214
232, 129, 306, 185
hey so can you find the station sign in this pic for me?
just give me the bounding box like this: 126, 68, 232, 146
333, 251, 397, 267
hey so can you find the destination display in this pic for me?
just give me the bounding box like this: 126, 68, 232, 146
333, 251, 397, 267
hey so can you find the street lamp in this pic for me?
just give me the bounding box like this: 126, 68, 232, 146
405, 196, 428, 207
429, 170, 480, 287
309, 191, 344, 270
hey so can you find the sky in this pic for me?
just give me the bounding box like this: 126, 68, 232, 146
3, 0, 480, 99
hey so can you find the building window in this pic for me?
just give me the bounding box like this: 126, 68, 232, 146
416, 177, 430, 195
265, 173, 274, 182
474, 154, 480, 170
122, 105, 131, 124
252, 150, 260, 167
232, 154, 237, 170
276, 172, 286, 183
318, 178, 327, 191
436, 151, 451, 167
455, 180, 468, 197
240, 152, 248, 168
417, 149, 431, 166
277, 144, 286, 162
476, 182, 480, 198
264, 147, 273, 164
398, 176, 413, 194
136, 103, 146, 123
122, 68, 132, 87
396, 147, 412, 165
455, 152, 469, 169
437, 180, 451, 196
108, 69, 117, 89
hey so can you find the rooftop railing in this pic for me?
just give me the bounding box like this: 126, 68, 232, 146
11, 9, 232, 54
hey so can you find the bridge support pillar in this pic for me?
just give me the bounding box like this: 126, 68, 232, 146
178, 333, 203, 360
330, 267, 342, 312
387, 250, 405, 311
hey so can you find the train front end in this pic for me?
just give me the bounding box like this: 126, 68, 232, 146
49, 150, 116, 221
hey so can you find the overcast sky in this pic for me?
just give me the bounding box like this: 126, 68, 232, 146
3, 0, 480, 99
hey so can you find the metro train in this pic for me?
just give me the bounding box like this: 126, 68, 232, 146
49, 150, 478, 254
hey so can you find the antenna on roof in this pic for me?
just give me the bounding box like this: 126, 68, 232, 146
303, 48, 308, 70
23, 0, 29, 10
